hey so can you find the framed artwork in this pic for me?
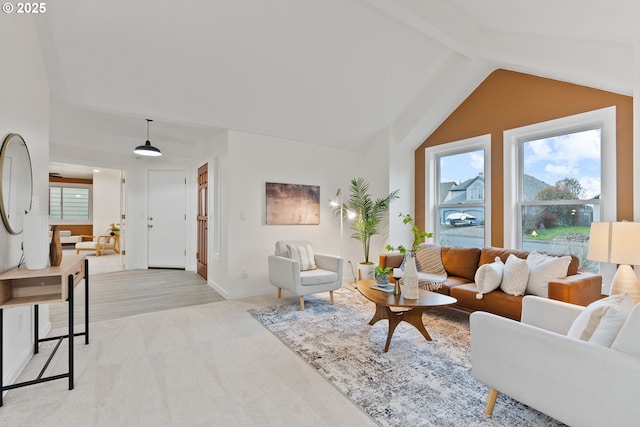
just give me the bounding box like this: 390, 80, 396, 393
266, 182, 320, 225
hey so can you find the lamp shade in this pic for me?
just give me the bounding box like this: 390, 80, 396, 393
134, 141, 162, 156
610, 222, 640, 266
587, 221, 611, 262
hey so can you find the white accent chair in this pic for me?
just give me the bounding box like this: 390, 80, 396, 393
268, 240, 343, 310
470, 295, 640, 427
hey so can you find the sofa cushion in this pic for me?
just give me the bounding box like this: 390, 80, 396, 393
474, 257, 504, 299
286, 243, 316, 271
500, 254, 529, 296
612, 304, 640, 357
441, 247, 480, 282
526, 251, 572, 297
567, 293, 634, 347
450, 284, 523, 321
479, 247, 529, 266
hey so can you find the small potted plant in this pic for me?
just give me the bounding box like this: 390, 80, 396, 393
109, 223, 120, 236
374, 265, 392, 285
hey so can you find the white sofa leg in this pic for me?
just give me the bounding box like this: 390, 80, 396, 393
277, 288, 282, 299
485, 388, 499, 416
330, 290, 334, 305
299, 296, 305, 311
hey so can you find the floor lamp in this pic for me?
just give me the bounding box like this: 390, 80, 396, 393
587, 221, 640, 303
329, 188, 356, 258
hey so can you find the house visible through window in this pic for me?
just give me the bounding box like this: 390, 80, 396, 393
49, 186, 91, 221
426, 134, 491, 248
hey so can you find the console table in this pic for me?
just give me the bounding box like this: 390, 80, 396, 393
0, 254, 89, 406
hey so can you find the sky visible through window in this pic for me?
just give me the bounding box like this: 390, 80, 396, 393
440, 129, 601, 199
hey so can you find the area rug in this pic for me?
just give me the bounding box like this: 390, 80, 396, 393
249, 288, 564, 427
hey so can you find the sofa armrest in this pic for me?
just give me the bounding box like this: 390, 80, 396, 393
548, 271, 602, 306
379, 252, 404, 269
314, 253, 343, 276
268, 255, 300, 291
521, 295, 584, 334
470, 311, 640, 427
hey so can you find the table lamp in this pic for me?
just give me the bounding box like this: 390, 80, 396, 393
587, 221, 640, 303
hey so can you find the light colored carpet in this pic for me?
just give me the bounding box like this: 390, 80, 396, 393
250, 289, 565, 427
0, 293, 376, 427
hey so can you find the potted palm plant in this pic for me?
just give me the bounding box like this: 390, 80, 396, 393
345, 177, 399, 280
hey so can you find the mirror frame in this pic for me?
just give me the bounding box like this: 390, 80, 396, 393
0, 133, 33, 235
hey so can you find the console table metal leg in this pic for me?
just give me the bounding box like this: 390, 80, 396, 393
68, 274, 74, 390
34, 305, 39, 354
84, 258, 89, 345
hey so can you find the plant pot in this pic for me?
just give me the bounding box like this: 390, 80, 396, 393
376, 275, 390, 285
358, 263, 376, 281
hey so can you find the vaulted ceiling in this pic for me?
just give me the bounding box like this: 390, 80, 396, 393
38, 0, 640, 163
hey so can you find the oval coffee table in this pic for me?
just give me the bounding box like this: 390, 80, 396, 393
357, 280, 457, 352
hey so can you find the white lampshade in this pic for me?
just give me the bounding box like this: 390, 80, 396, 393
610, 222, 640, 266
587, 222, 611, 263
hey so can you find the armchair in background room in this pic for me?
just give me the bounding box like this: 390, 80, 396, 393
268, 240, 343, 310
75, 233, 120, 256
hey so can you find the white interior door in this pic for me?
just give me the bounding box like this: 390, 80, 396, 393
148, 170, 186, 268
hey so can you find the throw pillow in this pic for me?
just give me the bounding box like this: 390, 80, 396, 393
526, 251, 572, 297
286, 243, 316, 271
474, 256, 504, 299
415, 244, 447, 277
567, 293, 634, 347
500, 254, 529, 296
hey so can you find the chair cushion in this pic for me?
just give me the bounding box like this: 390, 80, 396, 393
76, 241, 98, 249
286, 243, 316, 271
300, 269, 338, 286
275, 240, 311, 257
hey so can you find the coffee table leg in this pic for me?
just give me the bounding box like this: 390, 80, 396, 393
383, 307, 432, 352
368, 303, 388, 325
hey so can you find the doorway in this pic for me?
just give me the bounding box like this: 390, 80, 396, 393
147, 170, 187, 268
197, 163, 208, 279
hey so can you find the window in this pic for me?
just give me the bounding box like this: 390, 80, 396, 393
49, 185, 91, 221
426, 134, 491, 248
504, 107, 617, 275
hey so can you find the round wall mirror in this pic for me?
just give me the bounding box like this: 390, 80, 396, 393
0, 133, 33, 234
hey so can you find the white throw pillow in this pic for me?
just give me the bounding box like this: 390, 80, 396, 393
500, 254, 529, 296
286, 243, 316, 271
474, 257, 504, 299
526, 251, 572, 297
567, 293, 634, 347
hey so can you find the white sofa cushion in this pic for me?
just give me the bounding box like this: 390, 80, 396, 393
500, 254, 529, 296
474, 256, 504, 299
612, 303, 640, 357
525, 251, 571, 297
287, 243, 316, 271
567, 293, 634, 347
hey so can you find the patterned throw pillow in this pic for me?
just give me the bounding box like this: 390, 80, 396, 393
286, 244, 316, 271
415, 245, 447, 276
500, 254, 529, 296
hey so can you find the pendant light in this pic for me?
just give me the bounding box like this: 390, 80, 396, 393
134, 119, 162, 156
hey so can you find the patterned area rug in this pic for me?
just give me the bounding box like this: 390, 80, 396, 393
249, 288, 564, 427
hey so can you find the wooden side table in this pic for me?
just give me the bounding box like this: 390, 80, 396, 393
0, 254, 89, 406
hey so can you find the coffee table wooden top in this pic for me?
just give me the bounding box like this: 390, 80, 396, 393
357, 280, 457, 308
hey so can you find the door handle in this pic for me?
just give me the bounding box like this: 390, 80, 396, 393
148, 224, 153, 229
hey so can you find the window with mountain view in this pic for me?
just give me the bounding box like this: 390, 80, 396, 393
519, 128, 601, 272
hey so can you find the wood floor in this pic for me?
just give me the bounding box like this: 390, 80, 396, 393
49, 269, 225, 330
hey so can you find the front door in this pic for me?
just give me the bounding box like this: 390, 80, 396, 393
197, 163, 208, 279
148, 170, 186, 268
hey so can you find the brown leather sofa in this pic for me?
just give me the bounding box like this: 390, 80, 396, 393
379, 246, 603, 320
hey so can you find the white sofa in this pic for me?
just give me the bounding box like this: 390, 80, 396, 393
470, 295, 640, 427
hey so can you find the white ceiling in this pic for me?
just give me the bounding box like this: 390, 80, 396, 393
38, 0, 640, 174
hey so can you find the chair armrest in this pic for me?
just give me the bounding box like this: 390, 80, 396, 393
521, 295, 584, 334
470, 311, 640, 427
548, 272, 602, 306
78, 235, 95, 242
268, 255, 300, 291
314, 253, 343, 276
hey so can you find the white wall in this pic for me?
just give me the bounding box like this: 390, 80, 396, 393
207, 130, 396, 299
0, 15, 50, 390
92, 169, 121, 234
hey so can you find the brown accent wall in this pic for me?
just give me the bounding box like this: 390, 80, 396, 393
416, 69, 633, 247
